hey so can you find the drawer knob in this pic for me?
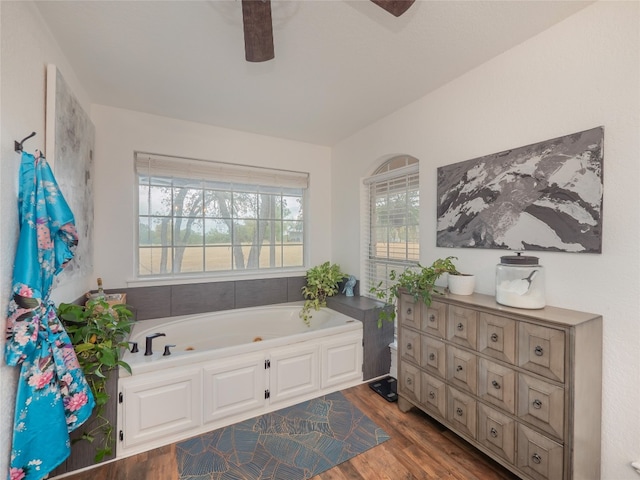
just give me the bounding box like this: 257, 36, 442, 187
456, 365, 463, 372
407, 342, 412, 350
490, 333, 499, 342
406, 377, 413, 386
456, 407, 464, 416
429, 391, 436, 399
490, 427, 498, 438
429, 314, 436, 322
534, 345, 544, 356
429, 353, 436, 361
531, 453, 542, 464
491, 380, 501, 390
532, 399, 543, 409
406, 307, 413, 316
457, 322, 464, 331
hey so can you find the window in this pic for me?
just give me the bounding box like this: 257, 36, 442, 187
136, 153, 308, 277
363, 156, 419, 297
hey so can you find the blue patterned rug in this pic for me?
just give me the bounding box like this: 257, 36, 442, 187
176, 391, 390, 479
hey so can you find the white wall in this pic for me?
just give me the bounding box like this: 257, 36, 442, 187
0, 2, 94, 475
90, 105, 332, 289
3, 0, 638, 478
332, 2, 640, 478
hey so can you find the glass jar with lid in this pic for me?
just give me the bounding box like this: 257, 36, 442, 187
495, 253, 545, 309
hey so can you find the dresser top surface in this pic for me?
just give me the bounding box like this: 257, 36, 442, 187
401, 289, 602, 327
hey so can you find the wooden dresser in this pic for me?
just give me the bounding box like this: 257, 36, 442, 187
397, 290, 602, 480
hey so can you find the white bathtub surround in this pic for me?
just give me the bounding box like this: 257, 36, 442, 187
448, 273, 476, 296
116, 303, 363, 457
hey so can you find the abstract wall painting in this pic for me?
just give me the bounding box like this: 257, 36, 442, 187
46, 64, 95, 284
436, 127, 603, 253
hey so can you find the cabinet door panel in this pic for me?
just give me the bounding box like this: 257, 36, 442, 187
446, 345, 477, 394
269, 344, 319, 405
421, 372, 446, 420
399, 361, 421, 403
518, 373, 565, 439
321, 334, 363, 388
478, 403, 515, 464
447, 386, 476, 439
398, 293, 419, 330
203, 353, 266, 424
518, 323, 565, 382
447, 306, 477, 349
517, 424, 564, 480
400, 327, 421, 365
478, 358, 516, 414
422, 300, 447, 338
478, 313, 516, 364
421, 336, 446, 379
121, 368, 201, 450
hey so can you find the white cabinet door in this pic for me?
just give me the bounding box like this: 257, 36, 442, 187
269, 343, 320, 405
321, 333, 363, 388
202, 353, 267, 424
120, 367, 201, 451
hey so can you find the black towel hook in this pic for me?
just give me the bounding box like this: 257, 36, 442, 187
14, 132, 36, 153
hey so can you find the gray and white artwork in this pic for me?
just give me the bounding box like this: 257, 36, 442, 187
437, 127, 603, 253
47, 65, 95, 284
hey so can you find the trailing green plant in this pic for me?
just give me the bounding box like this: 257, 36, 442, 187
369, 256, 458, 326
58, 299, 135, 463
300, 261, 347, 325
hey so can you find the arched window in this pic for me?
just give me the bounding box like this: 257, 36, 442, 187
363, 155, 419, 297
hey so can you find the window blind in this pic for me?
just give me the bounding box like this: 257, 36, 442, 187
135, 152, 309, 189
361, 160, 419, 299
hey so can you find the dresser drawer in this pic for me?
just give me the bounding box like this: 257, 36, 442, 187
446, 346, 477, 395
447, 387, 476, 439
478, 403, 515, 464
421, 372, 446, 420
421, 336, 446, 379
399, 361, 421, 403
517, 373, 565, 440
518, 323, 565, 382
478, 358, 516, 414
422, 300, 447, 338
447, 305, 477, 349
398, 293, 419, 330
517, 424, 564, 480
400, 327, 421, 365
478, 312, 516, 364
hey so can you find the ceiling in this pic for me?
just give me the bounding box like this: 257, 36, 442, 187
35, 1, 592, 146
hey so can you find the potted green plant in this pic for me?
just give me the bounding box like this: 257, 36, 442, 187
58, 299, 135, 462
370, 256, 458, 326
300, 261, 347, 325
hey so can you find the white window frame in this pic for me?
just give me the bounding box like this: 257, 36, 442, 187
135, 152, 309, 279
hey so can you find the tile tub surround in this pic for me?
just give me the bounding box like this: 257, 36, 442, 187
327, 295, 394, 381
115, 276, 307, 320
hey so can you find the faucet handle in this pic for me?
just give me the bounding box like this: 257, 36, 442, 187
163, 344, 176, 356
128, 341, 139, 353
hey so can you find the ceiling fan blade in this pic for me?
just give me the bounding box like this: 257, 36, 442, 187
241, 0, 274, 62
370, 0, 415, 17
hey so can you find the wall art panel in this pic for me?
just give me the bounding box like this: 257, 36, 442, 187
46, 64, 95, 284
436, 127, 603, 253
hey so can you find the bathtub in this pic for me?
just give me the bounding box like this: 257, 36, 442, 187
121, 301, 361, 374
117, 302, 364, 457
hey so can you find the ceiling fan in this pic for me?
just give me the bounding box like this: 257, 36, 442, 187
241, 0, 415, 62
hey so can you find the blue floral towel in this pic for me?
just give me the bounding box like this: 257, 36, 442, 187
5, 151, 95, 480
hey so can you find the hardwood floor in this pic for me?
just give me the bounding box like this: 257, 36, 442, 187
57, 383, 519, 480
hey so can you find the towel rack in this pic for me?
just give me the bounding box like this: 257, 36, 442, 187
14, 132, 36, 153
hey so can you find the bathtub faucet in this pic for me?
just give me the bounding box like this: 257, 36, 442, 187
144, 333, 166, 356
